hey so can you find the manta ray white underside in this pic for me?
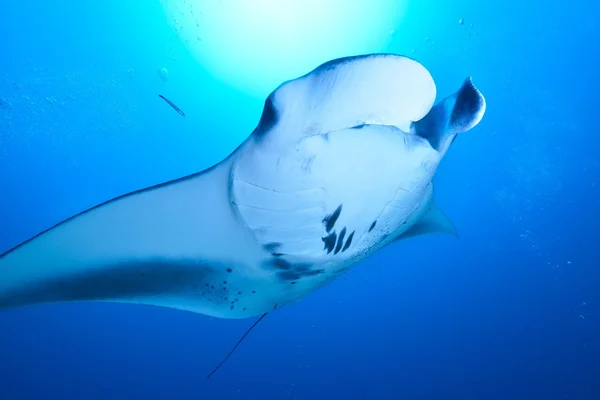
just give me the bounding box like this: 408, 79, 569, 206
0, 54, 486, 321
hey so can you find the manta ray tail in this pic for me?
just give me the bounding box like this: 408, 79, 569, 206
207, 312, 269, 379
411, 76, 486, 155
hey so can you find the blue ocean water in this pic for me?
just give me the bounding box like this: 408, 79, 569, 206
0, 0, 598, 399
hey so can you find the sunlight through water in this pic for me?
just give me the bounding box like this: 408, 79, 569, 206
161, 0, 407, 97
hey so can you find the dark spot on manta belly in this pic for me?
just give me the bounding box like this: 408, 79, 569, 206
334, 227, 347, 255
270, 258, 293, 270
278, 270, 302, 281
322, 231, 337, 254
303, 269, 324, 277
369, 220, 377, 232
322, 204, 342, 233
263, 242, 281, 253
342, 231, 355, 252
263, 242, 286, 257
279, 270, 308, 282
274, 260, 325, 281
294, 264, 312, 272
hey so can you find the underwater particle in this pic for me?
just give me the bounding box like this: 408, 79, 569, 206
157, 67, 169, 82
0, 97, 11, 111
459, 18, 464, 25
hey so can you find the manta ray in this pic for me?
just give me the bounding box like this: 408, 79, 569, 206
0, 53, 486, 376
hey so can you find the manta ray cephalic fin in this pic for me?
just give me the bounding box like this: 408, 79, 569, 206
411, 76, 486, 156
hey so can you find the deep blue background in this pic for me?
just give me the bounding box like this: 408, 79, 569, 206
1, 0, 599, 399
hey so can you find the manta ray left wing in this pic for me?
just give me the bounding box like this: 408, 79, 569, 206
0, 157, 282, 318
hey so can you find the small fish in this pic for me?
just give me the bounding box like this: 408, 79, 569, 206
158, 94, 185, 117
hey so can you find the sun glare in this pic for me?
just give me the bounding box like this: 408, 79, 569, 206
162, 0, 406, 97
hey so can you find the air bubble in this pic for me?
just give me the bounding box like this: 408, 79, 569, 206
157, 67, 169, 82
